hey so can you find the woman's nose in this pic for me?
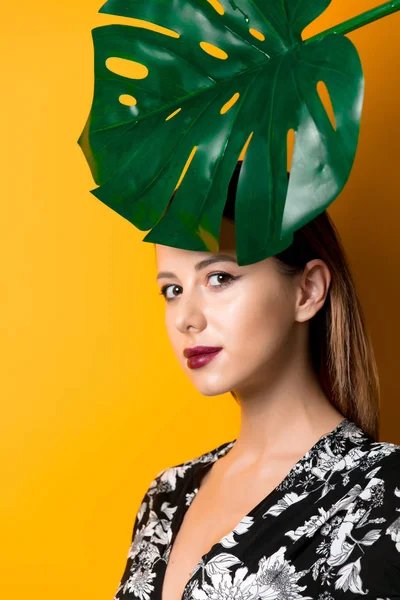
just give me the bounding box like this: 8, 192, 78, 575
174, 292, 207, 334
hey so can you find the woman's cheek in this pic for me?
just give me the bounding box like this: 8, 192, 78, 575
237, 295, 291, 358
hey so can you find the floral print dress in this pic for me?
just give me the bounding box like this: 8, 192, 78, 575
113, 418, 400, 600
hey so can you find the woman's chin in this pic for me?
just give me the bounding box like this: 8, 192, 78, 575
193, 379, 237, 397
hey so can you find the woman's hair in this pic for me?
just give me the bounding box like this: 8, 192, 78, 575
225, 161, 380, 440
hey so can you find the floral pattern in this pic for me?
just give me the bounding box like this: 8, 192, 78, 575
114, 419, 400, 599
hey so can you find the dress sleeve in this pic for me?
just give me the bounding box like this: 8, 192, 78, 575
354, 456, 400, 599
373, 506, 400, 598
113, 468, 166, 599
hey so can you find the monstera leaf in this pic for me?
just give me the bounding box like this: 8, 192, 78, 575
77, 0, 399, 266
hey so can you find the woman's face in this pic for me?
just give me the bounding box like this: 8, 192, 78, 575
155, 218, 309, 397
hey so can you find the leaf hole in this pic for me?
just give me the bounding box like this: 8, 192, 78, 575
249, 28, 265, 41
119, 94, 137, 107
287, 129, 295, 173
239, 131, 254, 161
200, 41, 228, 60
166, 108, 182, 121
220, 93, 240, 115
106, 57, 149, 80
97, 13, 180, 38
206, 0, 224, 15
174, 146, 198, 192
316, 81, 337, 131
197, 224, 219, 254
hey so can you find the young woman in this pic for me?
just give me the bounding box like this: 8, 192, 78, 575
113, 163, 400, 600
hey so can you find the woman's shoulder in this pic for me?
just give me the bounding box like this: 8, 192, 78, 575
347, 433, 400, 515
339, 420, 400, 471
362, 436, 400, 473
150, 438, 235, 494
368, 438, 400, 487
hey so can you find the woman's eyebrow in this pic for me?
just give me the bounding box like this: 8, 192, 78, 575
156, 254, 238, 281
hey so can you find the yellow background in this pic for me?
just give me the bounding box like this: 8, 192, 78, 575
2, 1, 400, 598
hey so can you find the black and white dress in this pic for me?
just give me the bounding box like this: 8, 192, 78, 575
113, 418, 400, 599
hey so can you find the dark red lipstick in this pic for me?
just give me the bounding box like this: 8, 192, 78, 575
183, 346, 223, 369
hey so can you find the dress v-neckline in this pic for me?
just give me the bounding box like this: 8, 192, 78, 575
159, 417, 350, 600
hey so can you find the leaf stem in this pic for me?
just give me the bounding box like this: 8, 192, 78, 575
303, 0, 400, 45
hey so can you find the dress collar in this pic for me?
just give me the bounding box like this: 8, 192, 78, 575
190, 418, 366, 490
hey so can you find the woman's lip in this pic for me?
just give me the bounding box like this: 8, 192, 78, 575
183, 346, 223, 358
186, 349, 222, 369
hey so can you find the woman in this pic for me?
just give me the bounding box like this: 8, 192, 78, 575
113, 163, 400, 600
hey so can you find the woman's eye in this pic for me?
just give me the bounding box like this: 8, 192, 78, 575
208, 273, 234, 287
159, 272, 237, 301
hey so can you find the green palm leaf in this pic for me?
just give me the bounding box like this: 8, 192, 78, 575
77, 0, 395, 266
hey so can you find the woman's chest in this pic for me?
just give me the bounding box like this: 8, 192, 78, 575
161, 498, 244, 600
160, 469, 288, 600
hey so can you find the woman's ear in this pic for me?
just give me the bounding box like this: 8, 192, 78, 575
295, 259, 332, 323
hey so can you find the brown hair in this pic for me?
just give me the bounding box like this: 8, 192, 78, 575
225, 161, 380, 440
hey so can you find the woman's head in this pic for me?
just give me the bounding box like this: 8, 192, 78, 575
155, 219, 331, 405
154, 161, 380, 439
